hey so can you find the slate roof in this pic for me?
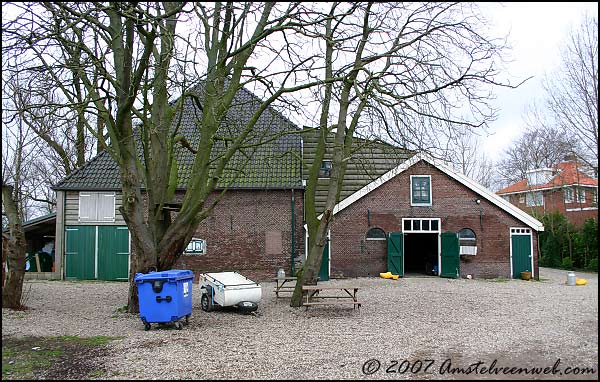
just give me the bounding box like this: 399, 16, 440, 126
496, 161, 598, 195
54, 82, 303, 191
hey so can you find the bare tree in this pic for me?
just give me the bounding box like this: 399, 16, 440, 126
1, 96, 38, 308
2, 2, 337, 312
290, 2, 516, 306
496, 124, 578, 188
542, 13, 598, 169
445, 133, 496, 189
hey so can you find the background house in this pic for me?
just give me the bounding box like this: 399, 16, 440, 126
496, 159, 598, 227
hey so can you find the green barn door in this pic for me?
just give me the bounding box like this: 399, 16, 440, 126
97, 226, 130, 281
511, 232, 532, 278
441, 232, 460, 278
319, 237, 330, 281
387, 232, 404, 276
65, 226, 96, 280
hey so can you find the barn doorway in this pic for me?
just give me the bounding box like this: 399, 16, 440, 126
404, 233, 438, 276
401, 218, 441, 277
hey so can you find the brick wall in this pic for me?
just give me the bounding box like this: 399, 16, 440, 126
174, 189, 304, 282
329, 160, 539, 279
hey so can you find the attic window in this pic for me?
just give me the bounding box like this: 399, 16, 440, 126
410, 175, 431, 206
319, 160, 332, 178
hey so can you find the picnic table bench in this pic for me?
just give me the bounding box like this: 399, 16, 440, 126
302, 285, 361, 310
273, 276, 297, 298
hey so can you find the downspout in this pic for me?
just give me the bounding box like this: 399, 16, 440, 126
291, 188, 295, 276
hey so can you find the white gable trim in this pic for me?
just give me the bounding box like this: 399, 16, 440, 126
318, 152, 544, 232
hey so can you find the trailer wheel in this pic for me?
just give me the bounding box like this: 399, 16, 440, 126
237, 301, 258, 314
201, 293, 213, 312
144, 322, 151, 331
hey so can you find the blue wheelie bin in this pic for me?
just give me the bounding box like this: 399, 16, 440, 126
134, 269, 194, 331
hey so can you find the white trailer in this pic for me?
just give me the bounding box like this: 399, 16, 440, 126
199, 271, 262, 313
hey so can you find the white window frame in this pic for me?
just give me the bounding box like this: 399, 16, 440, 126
518, 194, 525, 204
401, 218, 441, 233
78, 192, 116, 222
576, 188, 586, 203
564, 187, 574, 204
410, 175, 432, 206
525, 191, 543, 207
184, 238, 206, 255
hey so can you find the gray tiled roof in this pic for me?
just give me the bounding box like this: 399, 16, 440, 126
54, 83, 303, 191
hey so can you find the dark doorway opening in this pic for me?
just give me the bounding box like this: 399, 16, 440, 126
404, 233, 438, 275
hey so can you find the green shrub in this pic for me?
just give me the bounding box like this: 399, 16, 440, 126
560, 257, 574, 270
586, 258, 598, 272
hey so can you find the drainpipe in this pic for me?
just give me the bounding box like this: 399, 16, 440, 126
291, 189, 295, 275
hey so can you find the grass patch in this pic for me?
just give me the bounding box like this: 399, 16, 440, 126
2, 335, 121, 380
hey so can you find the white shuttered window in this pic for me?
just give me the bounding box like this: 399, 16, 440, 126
79, 192, 115, 222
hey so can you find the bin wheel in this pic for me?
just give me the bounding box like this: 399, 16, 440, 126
144, 322, 151, 331
201, 293, 213, 312
175, 321, 183, 330
185, 314, 190, 325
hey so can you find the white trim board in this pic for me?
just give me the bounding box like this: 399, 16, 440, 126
318, 152, 544, 232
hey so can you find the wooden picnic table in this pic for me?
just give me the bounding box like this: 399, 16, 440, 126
302, 285, 361, 310
273, 276, 298, 298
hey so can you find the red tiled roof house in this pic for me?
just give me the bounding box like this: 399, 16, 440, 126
496, 160, 598, 227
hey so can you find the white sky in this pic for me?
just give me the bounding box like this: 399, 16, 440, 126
478, 2, 598, 162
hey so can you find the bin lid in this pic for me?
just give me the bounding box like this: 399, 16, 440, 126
134, 269, 194, 283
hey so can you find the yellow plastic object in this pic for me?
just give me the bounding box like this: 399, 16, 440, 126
379, 272, 392, 279
575, 278, 587, 286
391, 274, 399, 280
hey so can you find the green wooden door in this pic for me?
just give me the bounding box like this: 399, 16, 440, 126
97, 226, 130, 281
319, 237, 329, 281
441, 232, 460, 278
511, 234, 532, 278
387, 232, 404, 276
65, 226, 96, 280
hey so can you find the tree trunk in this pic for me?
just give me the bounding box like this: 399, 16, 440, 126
2, 185, 27, 309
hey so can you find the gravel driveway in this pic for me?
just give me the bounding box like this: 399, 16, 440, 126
2, 267, 598, 380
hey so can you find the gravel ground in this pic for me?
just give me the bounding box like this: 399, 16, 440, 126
2, 267, 598, 380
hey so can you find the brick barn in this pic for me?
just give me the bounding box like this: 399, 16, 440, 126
48, 85, 544, 283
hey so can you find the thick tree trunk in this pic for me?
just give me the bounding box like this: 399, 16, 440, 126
2, 185, 27, 309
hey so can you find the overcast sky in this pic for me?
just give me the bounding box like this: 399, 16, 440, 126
477, 2, 598, 162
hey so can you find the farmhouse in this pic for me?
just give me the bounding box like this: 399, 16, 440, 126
46, 84, 544, 283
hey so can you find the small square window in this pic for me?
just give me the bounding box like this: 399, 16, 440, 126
319, 160, 332, 178
422, 220, 430, 231
403, 220, 411, 231
412, 220, 421, 231
519, 195, 525, 204
411, 176, 431, 206
431, 220, 439, 231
